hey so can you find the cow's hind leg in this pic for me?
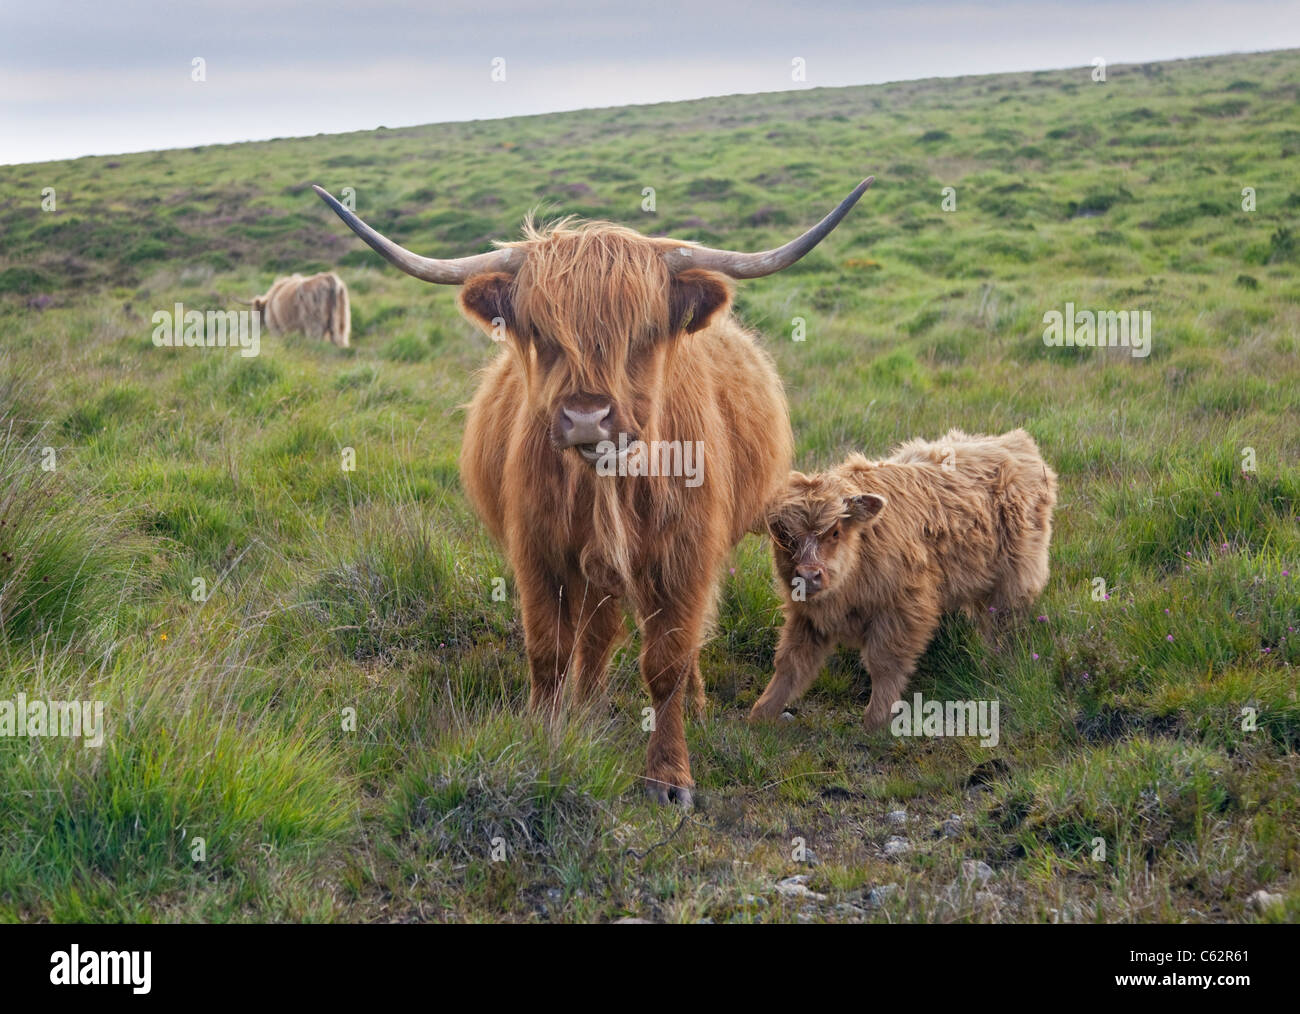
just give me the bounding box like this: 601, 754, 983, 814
995, 528, 1051, 613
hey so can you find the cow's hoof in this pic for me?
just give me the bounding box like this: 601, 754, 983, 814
645, 781, 694, 809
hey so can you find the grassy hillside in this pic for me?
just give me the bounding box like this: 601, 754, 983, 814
0, 49, 1297, 923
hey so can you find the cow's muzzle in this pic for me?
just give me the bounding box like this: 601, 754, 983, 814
554, 395, 620, 462
795, 564, 824, 597
561, 404, 611, 445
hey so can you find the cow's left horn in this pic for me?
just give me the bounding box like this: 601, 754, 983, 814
662, 177, 874, 279
312, 185, 519, 283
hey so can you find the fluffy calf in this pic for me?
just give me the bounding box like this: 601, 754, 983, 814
248, 271, 350, 347
751, 428, 1057, 728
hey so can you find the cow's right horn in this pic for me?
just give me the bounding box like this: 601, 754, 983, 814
313, 185, 519, 283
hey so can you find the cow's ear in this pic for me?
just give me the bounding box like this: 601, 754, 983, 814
669, 269, 731, 335
460, 272, 515, 335
845, 494, 887, 523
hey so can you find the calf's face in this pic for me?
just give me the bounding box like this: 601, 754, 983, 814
766, 474, 886, 599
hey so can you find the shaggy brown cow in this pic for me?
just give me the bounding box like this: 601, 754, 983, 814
247, 271, 351, 347
751, 428, 1056, 728
314, 179, 873, 805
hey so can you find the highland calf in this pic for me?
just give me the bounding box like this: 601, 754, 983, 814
314, 179, 874, 805
247, 271, 350, 347
751, 428, 1057, 729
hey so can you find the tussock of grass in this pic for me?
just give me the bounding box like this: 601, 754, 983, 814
993, 739, 1236, 860
0, 424, 152, 647
391, 715, 631, 863
294, 501, 512, 664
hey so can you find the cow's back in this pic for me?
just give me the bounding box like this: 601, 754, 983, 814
261, 272, 350, 347
870, 429, 1055, 610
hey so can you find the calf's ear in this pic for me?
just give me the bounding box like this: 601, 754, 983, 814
460, 273, 516, 335
669, 269, 731, 335
845, 493, 887, 522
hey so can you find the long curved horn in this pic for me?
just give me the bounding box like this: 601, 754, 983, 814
662, 177, 874, 278
312, 185, 519, 283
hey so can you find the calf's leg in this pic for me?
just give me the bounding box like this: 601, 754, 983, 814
749, 613, 834, 720
860, 606, 939, 731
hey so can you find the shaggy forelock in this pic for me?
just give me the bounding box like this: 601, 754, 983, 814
505, 217, 677, 393
768, 471, 854, 539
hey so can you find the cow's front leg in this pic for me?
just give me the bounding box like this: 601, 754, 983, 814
638, 604, 708, 808
516, 553, 576, 717
572, 586, 624, 704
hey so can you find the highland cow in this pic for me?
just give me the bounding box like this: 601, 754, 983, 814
751, 428, 1057, 729
247, 271, 350, 347
314, 178, 874, 806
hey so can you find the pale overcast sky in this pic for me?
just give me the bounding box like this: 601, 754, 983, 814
2, 0, 1298, 165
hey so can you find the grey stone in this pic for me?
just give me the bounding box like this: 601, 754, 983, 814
883, 835, 911, 857
961, 859, 994, 884
775, 875, 827, 902
1248, 889, 1284, 914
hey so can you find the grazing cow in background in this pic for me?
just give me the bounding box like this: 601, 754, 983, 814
752, 428, 1057, 729
314, 178, 873, 806
247, 271, 350, 347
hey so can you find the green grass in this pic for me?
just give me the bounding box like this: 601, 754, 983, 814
0, 49, 1297, 922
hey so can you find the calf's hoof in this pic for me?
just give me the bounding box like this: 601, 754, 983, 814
748, 697, 785, 722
